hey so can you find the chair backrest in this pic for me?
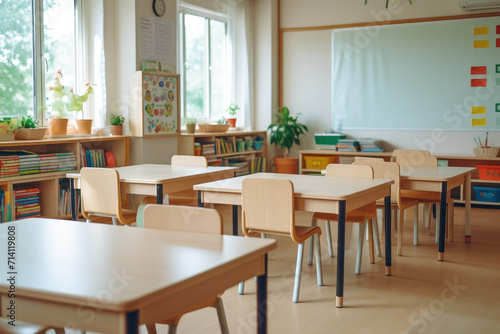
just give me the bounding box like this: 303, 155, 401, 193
80, 167, 121, 217
325, 163, 373, 179
171, 155, 208, 167
395, 155, 438, 167
353, 157, 385, 164
353, 160, 401, 204
242, 178, 294, 236
392, 149, 430, 164
143, 204, 222, 234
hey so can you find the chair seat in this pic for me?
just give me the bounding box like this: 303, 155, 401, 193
248, 225, 321, 244
401, 189, 441, 202
87, 208, 137, 225
313, 207, 376, 223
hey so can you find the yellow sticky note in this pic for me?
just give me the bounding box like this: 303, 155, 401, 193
471, 118, 487, 126
474, 27, 489, 35
474, 40, 489, 48
471, 106, 486, 114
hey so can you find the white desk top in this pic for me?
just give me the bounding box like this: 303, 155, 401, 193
0, 218, 276, 313
400, 166, 476, 181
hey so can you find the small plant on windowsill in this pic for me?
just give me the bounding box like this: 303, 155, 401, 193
15, 116, 47, 140
183, 117, 197, 134
110, 113, 125, 136
226, 102, 239, 127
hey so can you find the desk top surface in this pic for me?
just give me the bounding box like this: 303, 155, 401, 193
0, 218, 275, 312
400, 166, 476, 181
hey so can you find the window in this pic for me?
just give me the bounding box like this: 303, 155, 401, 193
179, 5, 227, 121
0, 0, 75, 120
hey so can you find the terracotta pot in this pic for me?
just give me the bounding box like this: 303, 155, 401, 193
110, 125, 123, 135
274, 157, 299, 174
226, 117, 237, 127
48, 118, 68, 135
74, 119, 93, 134
185, 123, 196, 134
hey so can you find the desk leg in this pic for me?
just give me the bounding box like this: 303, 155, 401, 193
384, 195, 392, 276
70, 178, 77, 221
438, 182, 448, 261
156, 184, 163, 204
464, 174, 472, 243
336, 200, 346, 308
257, 254, 268, 334
232, 205, 238, 236
198, 190, 203, 207
126, 310, 139, 334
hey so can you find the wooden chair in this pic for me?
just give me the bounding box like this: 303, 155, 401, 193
142, 204, 228, 334
309, 164, 380, 274
0, 319, 64, 334
240, 178, 323, 303
165, 155, 208, 206
392, 149, 431, 162
353, 160, 419, 256
80, 167, 137, 226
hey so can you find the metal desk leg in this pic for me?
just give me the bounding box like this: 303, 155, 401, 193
198, 190, 203, 207
257, 254, 268, 334
336, 200, 346, 308
156, 184, 163, 204
438, 182, 448, 261
70, 178, 77, 221
232, 205, 238, 236
126, 310, 139, 334
384, 195, 392, 276
464, 174, 472, 243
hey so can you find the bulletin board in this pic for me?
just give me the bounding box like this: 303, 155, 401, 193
332, 16, 500, 131
130, 72, 180, 137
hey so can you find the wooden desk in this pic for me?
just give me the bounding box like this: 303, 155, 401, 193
400, 166, 477, 258
194, 172, 394, 308
67, 164, 237, 220
0, 218, 276, 334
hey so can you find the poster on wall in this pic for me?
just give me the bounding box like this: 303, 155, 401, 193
141, 72, 180, 137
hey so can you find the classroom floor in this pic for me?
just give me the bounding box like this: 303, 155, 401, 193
70, 205, 500, 334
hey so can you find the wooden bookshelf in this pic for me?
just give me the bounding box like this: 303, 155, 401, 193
0, 135, 129, 221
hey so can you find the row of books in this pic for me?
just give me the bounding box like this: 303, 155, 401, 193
197, 142, 216, 156
213, 155, 267, 176
14, 187, 41, 219
359, 139, 384, 152
215, 138, 236, 155
0, 151, 77, 178
81, 148, 107, 167
59, 179, 80, 216
0, 189, 12, 223
336, 139, 360, 152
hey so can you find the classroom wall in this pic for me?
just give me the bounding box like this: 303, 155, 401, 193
278, 0, 500, 154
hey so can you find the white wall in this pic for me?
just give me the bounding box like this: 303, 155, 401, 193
278, 0, 500, 155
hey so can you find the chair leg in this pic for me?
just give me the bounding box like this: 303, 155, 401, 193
324, 220, 334, 257
372, 215, 382, 257
112, 217, 118, 226
307, 218, 317, 265
146, 324, 158, 334
238, 281, 245, 295
397, 209, 405, 256
168, 325, 178, 334
423, 204, 430, 232
293, 243, 305, 303
413, 204, 419, 246
214, 297, 230, 334
355, 223, 366, 275
368, 220, 375, 264
314, 234, 323, 286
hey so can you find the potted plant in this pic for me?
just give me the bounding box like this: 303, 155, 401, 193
68, 83, 95, 134
267, 106, 308, 173
47, 70, 69, 135
226, 102, 239, 127
15, 116, 47, 140
183, 117, 197, 134
109, 113, 125, 135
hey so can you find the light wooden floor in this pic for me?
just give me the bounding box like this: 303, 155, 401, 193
140, 205, 500, 334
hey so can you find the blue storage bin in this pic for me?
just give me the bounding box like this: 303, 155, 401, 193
473, 186, 500, 203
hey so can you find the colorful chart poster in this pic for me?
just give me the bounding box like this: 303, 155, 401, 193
141, 73, 180, 137
471, 118, 487, 126
471, 106, 486, 114
474, 40, 489, 48
471, 66, 487, 74
471, 78, 487, 87
473, 27, 489, 35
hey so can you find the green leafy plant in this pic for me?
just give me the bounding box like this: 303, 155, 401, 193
18, 116, 40, 129
267, 106, 308, 158
226, 102, 240, 116
110, 113, 125, 126
215, 116, 226, 124
182, 117, 197, 125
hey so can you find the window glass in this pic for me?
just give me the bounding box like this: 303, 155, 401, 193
184, 14, 205, 119
209, 19, 225, 119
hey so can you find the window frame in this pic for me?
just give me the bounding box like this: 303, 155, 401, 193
178, 3, 228, 122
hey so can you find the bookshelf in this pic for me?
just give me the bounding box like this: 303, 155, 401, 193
178, 130, 267, 175
0, 136, 129, 221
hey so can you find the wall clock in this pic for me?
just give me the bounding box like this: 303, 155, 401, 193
153, 0, 166, 17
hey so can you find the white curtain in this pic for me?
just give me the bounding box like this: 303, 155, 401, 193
227, 0, 254, 129
76, 0, 106, 131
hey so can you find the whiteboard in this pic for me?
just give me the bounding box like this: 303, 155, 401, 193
332, 17, 500, 130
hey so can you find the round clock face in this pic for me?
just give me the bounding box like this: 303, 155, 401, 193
153, 0, 166, 17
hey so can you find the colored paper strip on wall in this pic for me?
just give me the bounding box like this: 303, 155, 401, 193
497, 39, 500, 48
471, 78, 487, 87
474, 40, 489, 48
471, 106, 486, 114
471, 66, 487, 75
496, 103, 500, 112
496, 78, 500, 86
497, 25, 500, 34
497, 64, 500, 73
471, 118, 487, 126
474, 27, 489, 35
497, 117, 500, 126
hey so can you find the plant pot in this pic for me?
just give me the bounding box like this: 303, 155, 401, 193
274, 157, 299, 174
226, 117, 237, 127
48, 118, 69, 135
185, 123, 196, 134
75, 119, 93, 134
110, 125, 123, 135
